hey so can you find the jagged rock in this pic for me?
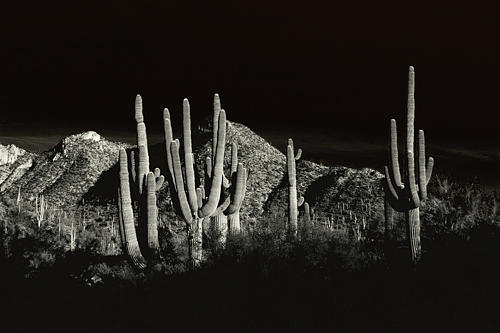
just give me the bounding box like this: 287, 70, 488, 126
0, 144, 26, 165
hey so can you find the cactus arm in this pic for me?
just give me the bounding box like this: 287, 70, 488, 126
304, 202, 311, 222
390, 119, 403, 188
426, 157, 434, 185
298, 196, 305, 207
407, 151, 421, 208
154, 167, 160, 178
205, 157, 212, 180
119, 149, 147, 269
170, 140, 194, 224
135, 95, 149, 181
213, 197, 231, 216
226, 164, 247, 214
295, 148, 302, 160
287, 144, 296, 186
155, 175, 165, 191
231, 142, 238, 177
406, 66, 415, 157
199, 184, 206, 200
130, 150, 137, 184
199, 110, 226, 218
135, 94, 144, 123
418, 130, 428, 200
212, 93, 221, 162
384, 165, 399, 201
183, 99, 199, 212
117, 186, 126, 247
138, 145, 149, 194
196, 188, 203, 208
163, 110, 176, 190
146, 172, 160, 253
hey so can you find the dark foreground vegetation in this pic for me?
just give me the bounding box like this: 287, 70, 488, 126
0, 176, 498, 332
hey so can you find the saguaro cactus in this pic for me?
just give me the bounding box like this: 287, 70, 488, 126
163, 94, 247, 264
118, 149, 164, 268
117, 95, 165, 268
287, 138, 303, 237
383, 66, 435, 265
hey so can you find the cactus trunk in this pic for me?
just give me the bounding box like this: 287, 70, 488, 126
384, 197, 394, 242
406, 208, 421, 264
228, 213, 241, 235
188, 218, 203, 267
212, 214, 228, 246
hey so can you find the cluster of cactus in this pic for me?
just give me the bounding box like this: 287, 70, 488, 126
118, 94, 247, 268
117, 95, 165, 268
383, 66, 434, 264
163, 95, 247, 265
115, 66, 434, 268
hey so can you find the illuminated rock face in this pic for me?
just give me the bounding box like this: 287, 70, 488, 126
0, 144, 26, 165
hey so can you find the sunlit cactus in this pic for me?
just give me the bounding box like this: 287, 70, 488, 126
164, 94, 248, 265
287, 138, 303, 237
118, 149, 164, 268
383, 66, 435, 265
117, 95, 165, 268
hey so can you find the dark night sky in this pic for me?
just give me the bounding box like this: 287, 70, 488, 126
0, 1, 499, 143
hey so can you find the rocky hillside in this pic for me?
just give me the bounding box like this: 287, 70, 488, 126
0, 131, 128, 207
0, 123, 385, 233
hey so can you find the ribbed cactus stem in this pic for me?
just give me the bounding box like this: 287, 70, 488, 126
407, 208, 421, 263
199, 110, 226, 218
118, 149, 147, 269
146, 172, 159, 256
163, 109, 176, 190
188, 217, 203, 267
227, 163, 247, 235
212, 214, 228, 245
138, 145, 149, 194
182, 99, 198, 213
117, 187, 126, 247
390, 119, 402, 189
212, 93, 221, 161
170, 140, 194, 224
135, 95, 149, 192
287, 140, 299, 236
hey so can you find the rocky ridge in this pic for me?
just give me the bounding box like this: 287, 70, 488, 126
0, 124, 385, 234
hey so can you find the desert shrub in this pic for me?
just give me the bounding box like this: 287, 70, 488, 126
423, 175, 499, 241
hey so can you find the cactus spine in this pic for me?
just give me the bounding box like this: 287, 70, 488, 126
287, 138, 303, 237
383, 66, 435, 265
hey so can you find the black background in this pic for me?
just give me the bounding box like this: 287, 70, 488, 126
0, 1, 499, 142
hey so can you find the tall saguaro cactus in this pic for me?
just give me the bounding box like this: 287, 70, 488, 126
163, 94, 247, 265
383, 66, 435, 265
117, 95, 165, 268
287, 138, 303, 237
